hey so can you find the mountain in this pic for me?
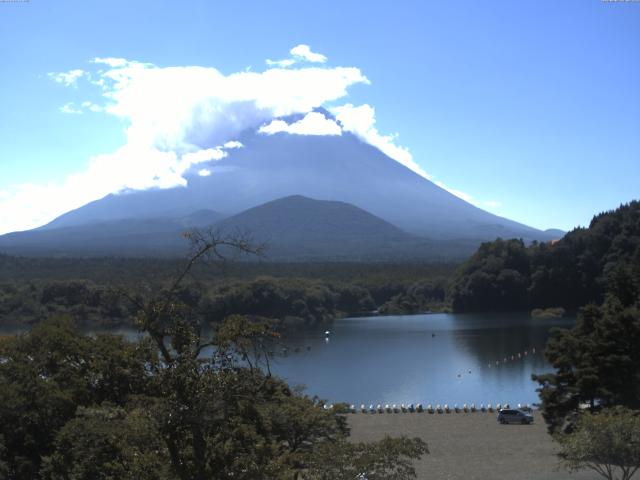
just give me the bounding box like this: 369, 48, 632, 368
0, 210, 224, 256
0, 196, 478, 260
36, 121, 555, 242
2, 116, 559, 258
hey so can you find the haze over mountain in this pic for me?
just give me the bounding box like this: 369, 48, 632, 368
12, 110, 557, 247
0, 195, 483, 260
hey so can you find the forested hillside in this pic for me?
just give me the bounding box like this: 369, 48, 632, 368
448, 201, 640, 312
0, 259, 453, 328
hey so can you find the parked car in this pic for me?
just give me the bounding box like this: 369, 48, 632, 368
497, 408, 534, 424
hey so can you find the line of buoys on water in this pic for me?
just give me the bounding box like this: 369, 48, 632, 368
486, 347, 539, 369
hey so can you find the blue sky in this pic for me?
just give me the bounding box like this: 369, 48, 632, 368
1, 0, 639, 234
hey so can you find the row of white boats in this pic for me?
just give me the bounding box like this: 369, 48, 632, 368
324, 403, 533, 414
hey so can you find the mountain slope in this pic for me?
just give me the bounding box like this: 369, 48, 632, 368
0, 196, 478, 260
0, 210, 224, 256
38, 128, 554, 243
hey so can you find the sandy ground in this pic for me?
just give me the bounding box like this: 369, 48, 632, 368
347, 411, 599, 480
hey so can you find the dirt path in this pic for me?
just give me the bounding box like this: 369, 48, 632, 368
348, 411, 599, 480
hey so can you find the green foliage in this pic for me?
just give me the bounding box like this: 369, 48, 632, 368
40, 405, 170, 480
533, 298, 640, 433
0, 316, 154, 478
555, 407, 640, 480
306, 436, 428, 480
449, 201, 640, 312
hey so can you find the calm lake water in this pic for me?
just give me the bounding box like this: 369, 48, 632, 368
3, 313, 572, 407
269, 313, 573, 407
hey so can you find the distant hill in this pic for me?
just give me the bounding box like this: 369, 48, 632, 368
0, 210, 224, 256
0, 196, 478, 260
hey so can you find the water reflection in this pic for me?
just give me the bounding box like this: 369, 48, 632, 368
1, 313, 573, 406
270, 313, 574, 406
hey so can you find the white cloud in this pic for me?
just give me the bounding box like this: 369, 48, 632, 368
181, 147, 227, 165
60, 102, 82, 114
266, 44, 327, 68
48, 69, 85, 87
2, 47, 497, 234
434, 180, 474, 203
259, 111, 342, 136
290, 44, 327, 63
223, 140, 243, 149
483, 200, 502, 209
332, 103, 430, 179
266, 58, 296, 68
61, 101, 102, 114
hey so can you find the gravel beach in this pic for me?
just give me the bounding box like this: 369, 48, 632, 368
348, 411, 600, 480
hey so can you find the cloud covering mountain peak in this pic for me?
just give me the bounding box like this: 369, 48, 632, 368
0, 46, 466, 235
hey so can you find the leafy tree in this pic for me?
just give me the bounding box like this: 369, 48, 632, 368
40, 405, 170, 480
0, 317, 153, 478
555, 407, 640, 480
534, 300, 640, 433
306, 435, 428, 480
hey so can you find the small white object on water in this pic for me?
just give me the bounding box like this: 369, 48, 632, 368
324, 330, 330, 336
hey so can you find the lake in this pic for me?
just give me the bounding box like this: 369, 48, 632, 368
269, 313, 573, 407
2, 312, 572, 407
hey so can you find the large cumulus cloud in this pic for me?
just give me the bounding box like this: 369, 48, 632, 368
0, 45, 487, 235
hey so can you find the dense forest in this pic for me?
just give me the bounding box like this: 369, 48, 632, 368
0, 257, 453, 329
448, 201, 640, 313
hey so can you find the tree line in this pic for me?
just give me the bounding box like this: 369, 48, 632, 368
448, 201, 640, 313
